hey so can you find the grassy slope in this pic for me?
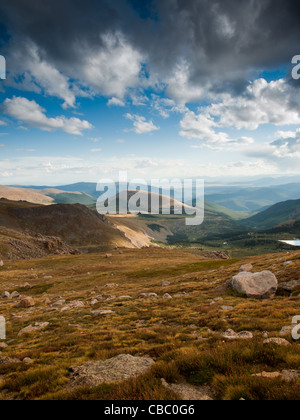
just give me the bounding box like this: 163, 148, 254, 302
242, 199, 300, 230
48, 192, 96, 206
0, 248, 299, 400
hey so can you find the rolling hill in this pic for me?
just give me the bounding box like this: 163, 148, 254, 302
0, 199, 153, 259
242, 199, 300, 230
0, 185, 96, 207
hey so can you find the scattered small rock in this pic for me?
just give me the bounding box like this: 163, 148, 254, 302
18, 322, 50, 337
263, 338, 290, 347
163, 293, 172, 300
279, 326, 292, 336
219, 306, 234, 311
283, 261, 293, 267
222, 329, 253, 340
10, 291, 20, 299
91, 310, 115, 317
252, 371, 282, 379
162, 281, 171, 287
1, 292, 10, 299
52, 299, 66, 307
0, 356, 21, 365
61, 301, 85, 312
240, 264, 253, 272
16, 297, 35, 308
22, 283, 32, 290
138, 293, 158, 299
23, 357, 34, 365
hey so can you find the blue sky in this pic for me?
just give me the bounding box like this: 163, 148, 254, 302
1, 0, 300, 185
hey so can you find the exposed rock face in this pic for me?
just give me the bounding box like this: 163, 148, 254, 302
69, 354, 154, 387
228, 271, 278, 299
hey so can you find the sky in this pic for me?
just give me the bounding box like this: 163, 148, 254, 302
0, 0, 300, 185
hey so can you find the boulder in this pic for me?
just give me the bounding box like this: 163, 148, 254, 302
69, 354, 154, 387
278, 279, 300, 293
229, 271, 278, 299
16, 297, 35, 308
1, 291, 10, 299
10, 291, 20, 299
163, 293, 172, 300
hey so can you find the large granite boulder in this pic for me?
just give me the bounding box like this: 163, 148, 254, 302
229, 271, 278, 299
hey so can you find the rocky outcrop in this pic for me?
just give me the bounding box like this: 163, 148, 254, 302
227, 271, 278, 299
69, 354, 154, 387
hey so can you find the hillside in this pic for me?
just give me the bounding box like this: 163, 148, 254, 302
242, 199, 300, 230
0, 248, 299, 400
1, 185, 96, 207
0, 199, 151, 259
0, 186, 54, 205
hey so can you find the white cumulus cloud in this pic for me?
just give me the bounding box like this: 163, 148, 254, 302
3, 97, 93, 135
125, 113, 160, 134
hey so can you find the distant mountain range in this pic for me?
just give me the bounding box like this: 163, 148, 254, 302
11, 180, 300, 214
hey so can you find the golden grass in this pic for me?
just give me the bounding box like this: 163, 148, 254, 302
0, 248, 299, 400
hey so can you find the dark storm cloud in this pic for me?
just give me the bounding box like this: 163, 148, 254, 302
1, 0, 300, 98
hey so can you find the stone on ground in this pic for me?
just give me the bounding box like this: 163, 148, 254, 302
69, 354, 155, 387
229, 271, 278, 299
263, 338, 290, 346
161, 379, 213, 401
